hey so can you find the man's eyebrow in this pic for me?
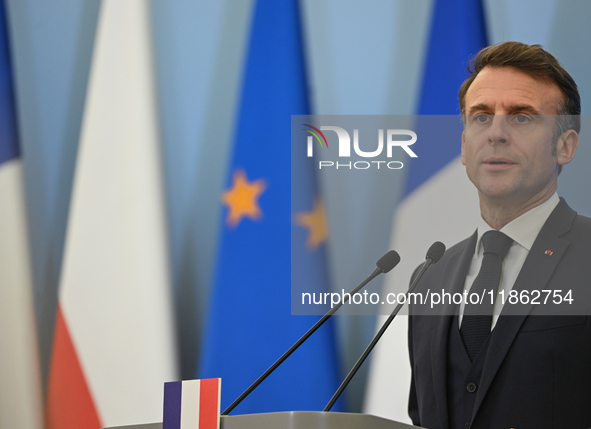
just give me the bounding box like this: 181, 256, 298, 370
466, 103, 541, 115
467, 103, 490, 115
505, 104, 541, 115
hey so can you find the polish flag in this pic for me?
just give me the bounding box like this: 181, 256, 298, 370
45, 1, 178, 428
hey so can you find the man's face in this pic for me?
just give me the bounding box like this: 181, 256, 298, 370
461, 66, 565, 207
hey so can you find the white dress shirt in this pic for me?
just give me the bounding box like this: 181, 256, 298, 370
458, 192, 560, 329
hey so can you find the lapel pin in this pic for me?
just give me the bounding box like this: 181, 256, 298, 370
545, 250, 553, 256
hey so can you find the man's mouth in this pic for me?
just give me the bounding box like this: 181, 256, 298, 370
483, 158, 515, 169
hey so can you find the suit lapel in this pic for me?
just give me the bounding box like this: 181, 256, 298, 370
431, 232, 477, 429
472, 199, 576, 419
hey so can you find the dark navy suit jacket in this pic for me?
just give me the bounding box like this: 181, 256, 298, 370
408, 198, 591, 428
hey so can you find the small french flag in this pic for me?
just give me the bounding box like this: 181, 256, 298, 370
163, 379, 221, 429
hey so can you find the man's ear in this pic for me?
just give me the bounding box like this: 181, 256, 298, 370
461, 131, 466, 165
556, 129, 578, 166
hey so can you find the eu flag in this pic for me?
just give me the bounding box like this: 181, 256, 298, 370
199, 0, 343, 414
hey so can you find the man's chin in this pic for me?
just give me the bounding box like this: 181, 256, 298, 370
476, 185, 518, 202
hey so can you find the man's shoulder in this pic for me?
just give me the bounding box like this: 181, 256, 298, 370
553, 197, 591, 236
571, 210, 591, 231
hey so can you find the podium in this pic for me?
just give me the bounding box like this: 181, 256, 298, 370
103, 411, 423, 429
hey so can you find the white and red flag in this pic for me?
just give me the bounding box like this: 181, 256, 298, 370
45, 1, 178, 428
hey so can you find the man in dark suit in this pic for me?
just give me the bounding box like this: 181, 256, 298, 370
408, 42, 591, 428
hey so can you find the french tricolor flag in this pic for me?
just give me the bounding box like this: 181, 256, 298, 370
364, 0, 487, 423
164, 379, 221, 429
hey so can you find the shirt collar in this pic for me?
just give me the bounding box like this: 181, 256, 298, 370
475, 192, 560, 254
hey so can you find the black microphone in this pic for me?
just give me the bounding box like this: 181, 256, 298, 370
324, 242, 445, 411
425, 241, 446, 264
221, 250, 401, 415
376, 250, 400, 274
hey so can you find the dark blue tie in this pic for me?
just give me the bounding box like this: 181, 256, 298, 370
460, 230, 513, 361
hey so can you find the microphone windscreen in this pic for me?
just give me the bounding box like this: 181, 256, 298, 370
426, 241, 446, 263
376, 250, 401, 273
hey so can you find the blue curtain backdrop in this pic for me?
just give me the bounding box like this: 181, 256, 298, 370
199, 0, 343, 414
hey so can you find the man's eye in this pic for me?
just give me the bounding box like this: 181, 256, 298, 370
515, 115, 529, 123
476, 115, 489, 123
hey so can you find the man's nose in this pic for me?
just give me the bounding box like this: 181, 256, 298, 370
487, 115, 510, 144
